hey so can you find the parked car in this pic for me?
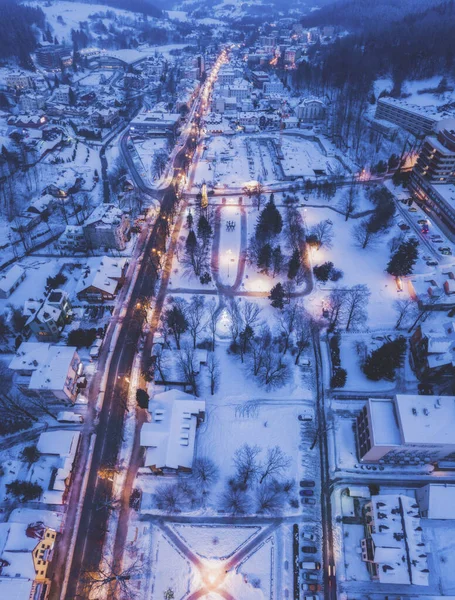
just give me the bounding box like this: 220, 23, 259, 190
300, 561, 321, 570
439, 247, 452, 255
300, 489, 314, 497
302, 583, 322, 592
300, 480, 315, 487
426, 260, 439, 266
303, 595, 319, 600
302, 572, 319, 582
57, 411, 84, 423
301, 546, 317, 554
418, 219, 428, 225
408, 207, 418, 212
302, 497, 316, 505
398, 222, 410, 230
301, 532, 316, 541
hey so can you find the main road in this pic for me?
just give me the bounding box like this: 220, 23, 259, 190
54, 50, 227, 600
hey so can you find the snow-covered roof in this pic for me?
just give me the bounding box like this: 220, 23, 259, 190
418, 484, 455, 519
8, 508, 63, 531
141, 389, 205, 471
29, 346, 78, 393
84, 203, 125, 227
76, 256, 127, 297
369, 398, 401, 446
37, 430, 80, 457
0, 264, 25, 295
395, 394, 455, 446
0, 578, 34, 600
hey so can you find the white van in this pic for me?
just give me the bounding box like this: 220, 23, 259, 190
90, 338, 103, 359
57, 411, 84, 423
300, 561, 320, 570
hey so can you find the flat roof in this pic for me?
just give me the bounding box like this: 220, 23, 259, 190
369, 398, 401, 446
396, 394, 455, 445
421, 484, 455, 519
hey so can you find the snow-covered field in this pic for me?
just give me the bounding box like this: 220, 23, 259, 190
280, 135, 344, 178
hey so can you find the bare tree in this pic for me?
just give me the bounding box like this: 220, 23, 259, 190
220, 486, 252, 514
226, 298, 242, 346
154, 483, 184, 513
178, 344, 199, 396
81, 558, 141, 599
153, 345, 169, 384
206, 298, 219, 351
192, 457, 219, 489
277, 302, 299, 354
394, 298, 417, 330
249, 325, 273, 375
339, 184, 358, 221
326, 288, 347, 330
353, 219, 380, 249
343, 284, 371, 331
294, 312, 312, 365
284, 205, 305, 251
186, 295, 206, 349
259, 446, 291, 484
241, 300, 262, 331
310, 219, 334, 249
258, 352, 289, 388
256, 482, 286, 514
233, 443, 262, 487
207, 352, 220, 395
152, 150, 168, 179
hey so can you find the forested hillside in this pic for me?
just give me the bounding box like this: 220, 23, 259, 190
0, 0, 45, 65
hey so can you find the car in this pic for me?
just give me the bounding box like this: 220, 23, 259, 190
418, 219, 428, 225
302, 572, 319, 582
302, 497, 316, 505
408, 207, 418, 212
303, 596, 319, 600
301, 546, 317, 554
301, 583, 322, 592
439, 247, 453, 255
301, 532, 316, 541
422, 255, 432, 261
426, 260, 439, 266
398, 222, 410, 230
300, 561, 321, 570
300, 489, 314, 496
300, 480, 315, 487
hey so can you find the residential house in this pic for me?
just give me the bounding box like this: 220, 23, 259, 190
296, 97, 327, 121
9, 342, 82, 403
56, 226, 87, 253
76, 256, 128, 302
0, 265, 26, 298
410, 321, 455, 379
140, 389, 206, 474
24, 290, 72, 342
408, 264, 455, 310
83, 204, 130, 251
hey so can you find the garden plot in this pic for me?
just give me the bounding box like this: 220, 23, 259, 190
280, 136, 342, 178
302, 207, 405, 328
133, 137, 169, 184
171, 524, 262, 560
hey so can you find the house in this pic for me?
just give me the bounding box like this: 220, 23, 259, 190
140, 389, 206, 473
90, 107, 120, 128
24, 290, 72, 342
0, 264, 26, 298
0, 519, 57, 599
36, 430, 81, 504
83, 204, 130, 251
410, 321, 455, 378
416, 484, 455, 519
9, 342, 82, 403
408, 265, 455, 310
56, 225, 87, 253
360, 494, 429, 586
76, 256, 128, 302
296, 98, 327, 121
356, 394, 455, 464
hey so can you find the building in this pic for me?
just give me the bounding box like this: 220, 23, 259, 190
6, 72, 32, 90
83, 204, 130, 251
408, 264, 455, 310
360, 494, 429, 585
36, 430, 81, 504
251, 70, 270, 89
0, 519, 57, 599
263, 77, 284, 95
20, 92, 46, 112
410, 321, 455, 378
409, 121, 455, 233
7, 114, 47, 129
56, 225, 87, 253
416, 484, 455, 519
76, 256, 128, 302
9, 342, 82, 403
36, 45, 72, 69
90, 107, 120, 128
356, 394, 455, 464
0, 264, 26, 298
140, 389, 206, 474
129, 111, 180, 137
375, 97, 439, 135
24, 290, 72, 342
296, 98, 327, 121
53, 85, 71, 105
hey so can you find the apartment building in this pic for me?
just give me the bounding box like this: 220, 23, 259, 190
375, 97, 438, 136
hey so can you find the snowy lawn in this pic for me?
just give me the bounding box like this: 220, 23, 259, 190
171, 524, 262, 559
280, 136, 344, 178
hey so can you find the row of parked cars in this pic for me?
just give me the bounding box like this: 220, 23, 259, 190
300, 479, 315, 506
299, 517, 321, 600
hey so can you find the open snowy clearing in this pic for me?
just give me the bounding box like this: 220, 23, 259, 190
171, 524, 262, 559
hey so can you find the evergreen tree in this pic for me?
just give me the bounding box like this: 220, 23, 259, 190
386, 238, 419, 277
186, 211, 193, 230
255, 198, 283, 242
287, 248, 301, 280
197, 215, 212, 245
362, 338, 406, 381
269, 282, 285, 309
272, 245, 283, 277
257, 243, 272, 274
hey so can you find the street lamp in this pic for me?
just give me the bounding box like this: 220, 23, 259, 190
226, 248, 232, 279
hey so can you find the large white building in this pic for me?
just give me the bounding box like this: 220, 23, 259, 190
140, 389, 205, 473
375, 97, 439, 136
356, 394, 455, 464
